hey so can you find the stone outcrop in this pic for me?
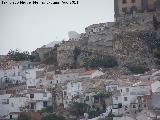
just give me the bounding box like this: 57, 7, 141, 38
113, 31, 156, 67
56, 11, 160, 69
57, 41, 80, 67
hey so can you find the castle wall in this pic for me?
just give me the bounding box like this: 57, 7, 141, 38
115, 0, 156, 18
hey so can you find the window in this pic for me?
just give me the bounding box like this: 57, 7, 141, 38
137, 96, 141, 100
86, 96, 89, 101
28, 64, 30, 68
11, 103, 14, 107
31, 103, 35, 109
43, 93, 47, 97
144, 104, 146, 107
122, 0, 127, 4
43, 101, 48, 107
64, 91, 67, 96
30, 94, 34, 98
126, 88, 129, 92
18, 72, 20, 76
10, 115, 12, 119
132, 105, 136, 108
2, 99, 9, 104
108, 87, 111, 91
131, 0, 135, 3
113, 86, 117, 91
124, 97, 128, 101
13, 72, 15, 76
115, 97, 118, 100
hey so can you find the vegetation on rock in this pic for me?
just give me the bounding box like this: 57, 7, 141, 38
42, 114, 66, 120
43, 44, 59, 65
83, 56, 118, 69
7, 49, 30, 61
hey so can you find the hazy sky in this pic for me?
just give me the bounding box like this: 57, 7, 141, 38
0, 0, 114, 55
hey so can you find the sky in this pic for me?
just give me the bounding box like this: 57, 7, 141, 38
0, 0, 114, 55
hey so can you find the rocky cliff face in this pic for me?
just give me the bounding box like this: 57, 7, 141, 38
57, 11, 160, 69
113, 31, 156, 68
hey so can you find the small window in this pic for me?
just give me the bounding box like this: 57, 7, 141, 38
2, 99, 9, 104
18, 72, 20, 76
131, 0, 135, 3
31, 103, 35, 109
132, 105, 136, 108
11, 103, 14, 107
115, 97, 118, 100
86, 96, 89, 101
121, 89, 122, 92
43, 101, 47, 107
13, 72, 15, 76
30, 94, 34, 98
122, 0, 127, 4
124, 97, 128, 101
144, 104, 147, 107
108, 87, 111, 91
10, 115, 12, 119
126, 88, 129, 92
64, 91, 67, 96
43, 93, 47, 97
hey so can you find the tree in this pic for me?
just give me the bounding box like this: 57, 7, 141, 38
70, 102, 90, 118
7, 49, 30, 61
43, 49, 57, 65
17, 113, 31, 120
73, 47, 81, 68
40, 106, 53, 113
93, 92, 112, 113
42, 114, 66, 120
30, 51, 40, 62
127, 64, 147, 74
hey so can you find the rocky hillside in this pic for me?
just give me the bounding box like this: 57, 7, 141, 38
56, 11, 160, 70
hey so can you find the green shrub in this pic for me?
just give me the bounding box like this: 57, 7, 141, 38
7, 49, 30, 61
84, 56, 118, 68
17, 113, 31, 120
42, 114, 65, 120
128, 65, 146, 74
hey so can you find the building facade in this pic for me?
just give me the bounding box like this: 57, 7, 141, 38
114, 0, 156, 17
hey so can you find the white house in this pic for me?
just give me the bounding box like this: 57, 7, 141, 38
26, 89, 52, 111
63, 82, 83, 108
111, 81, 151, 115
0, 94, 11, 117
151, 81, 160, 93
0, 94, 27, 117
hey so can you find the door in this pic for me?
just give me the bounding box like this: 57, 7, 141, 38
141, 0, 148, 12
